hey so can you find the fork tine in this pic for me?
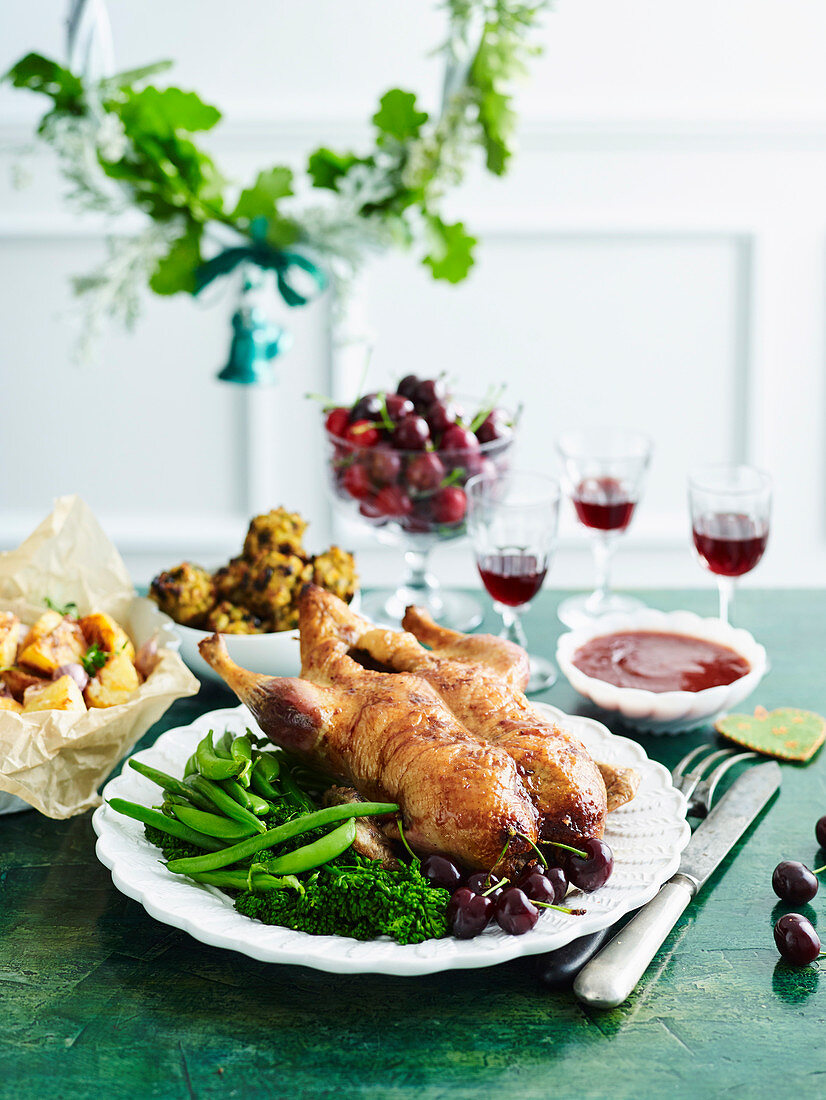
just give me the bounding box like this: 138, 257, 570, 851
672, 743, 715, 780
703, 751, 759, 808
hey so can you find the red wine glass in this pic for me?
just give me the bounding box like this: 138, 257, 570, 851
688, 465, 771, 623
467, 471, 560, 693
556, 428, 653, 628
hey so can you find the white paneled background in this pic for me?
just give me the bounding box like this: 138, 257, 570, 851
1, 1, 825, 593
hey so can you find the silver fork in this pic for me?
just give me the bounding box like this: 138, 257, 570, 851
537, 742, 760, 989
672, 744, 759, 817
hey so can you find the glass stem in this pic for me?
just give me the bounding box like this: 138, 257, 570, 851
591, 534, 616, 609
498, 604, 528, 649
400, 546, 441, 612
717, 576, 735, 624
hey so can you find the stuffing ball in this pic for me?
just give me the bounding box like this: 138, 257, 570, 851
243, 550, 313, 629
213, 556, 251, 603
243, 508, 307, 560
204, 601, 267, 635
312, 546, 358, 603
149, 563, 215, 626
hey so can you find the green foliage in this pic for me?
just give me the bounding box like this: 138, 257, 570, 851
81, 644, 108, 676
307, 147, 365, 191
149, 225, 203, 295
4, 3, 545, 307
423, 217, 476, 283
372, 89, 429, 143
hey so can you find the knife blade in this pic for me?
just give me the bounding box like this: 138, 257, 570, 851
572, 759, 781, 1009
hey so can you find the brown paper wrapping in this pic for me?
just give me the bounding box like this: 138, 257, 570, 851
0, 495, 199, 817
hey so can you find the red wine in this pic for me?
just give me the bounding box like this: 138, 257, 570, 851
572, 477, 636, 532
693, 512, 768, 577
478, 553, 547, 607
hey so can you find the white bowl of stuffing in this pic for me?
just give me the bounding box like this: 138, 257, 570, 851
147, 508, 359, 685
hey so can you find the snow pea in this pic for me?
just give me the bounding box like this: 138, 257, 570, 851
219, 777, 271, 817
194, 730, 241, 781
188, 775, 267, 834
250, 753, 281, 801
261, 818, 357, 875
170, 804, 259, 840
230, 735, 254, 787
127, 758, 213, 812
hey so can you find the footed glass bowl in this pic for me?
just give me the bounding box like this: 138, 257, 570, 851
324, 420, 514, 629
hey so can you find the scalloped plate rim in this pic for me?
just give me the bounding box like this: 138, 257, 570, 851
92, 703, 690, 976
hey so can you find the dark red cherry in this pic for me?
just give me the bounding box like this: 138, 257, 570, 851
816, 816, 826, 851
427, 401, 459, 435
351, 392, 383, 422
413, 377, 446, 407
772, 861, 820, 904
566, 838, 614, 892
393, 415, 430, 451
406, 452, 445, 492
368, 446, 402, 486
421, 854, 463, 893
774, 913, 822, 966
374, 485, 413, 518
325, 407, 350, 438
397, 374, 420, 399
465, 871, 502, 897
385, 393, 414, 421
494, 888, 539, 936
344, 420, 380, 447
341, 463, 372, 501
476, 409, 512, 444
447, 887, 493, 939
517, 871, 558, 905
441, 424, 480, 453
431, 486, 467, 525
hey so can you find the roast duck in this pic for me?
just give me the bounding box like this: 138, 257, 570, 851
199, 584, 638, 874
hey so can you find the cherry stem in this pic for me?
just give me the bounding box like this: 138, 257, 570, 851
482, 878, 507, 897
813, 865, 826, 875
490, 834, 513, 876
542, 840, 588, 861
535, 902, 587, 916
512, 829, 548, 869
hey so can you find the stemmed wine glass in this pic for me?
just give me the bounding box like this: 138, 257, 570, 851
688, 465, 771, 623
556, 428, 653, 628
466, 470, 560, 693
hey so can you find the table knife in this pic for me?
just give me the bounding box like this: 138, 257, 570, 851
573, 759, 781, 1009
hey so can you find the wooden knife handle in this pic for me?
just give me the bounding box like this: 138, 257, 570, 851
573, 874, 696, 1009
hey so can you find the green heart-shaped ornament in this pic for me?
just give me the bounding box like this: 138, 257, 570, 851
715, 706, 826, 762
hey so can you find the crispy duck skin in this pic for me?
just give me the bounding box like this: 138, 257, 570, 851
198, 626, 539, 873
307, 589, 609, 844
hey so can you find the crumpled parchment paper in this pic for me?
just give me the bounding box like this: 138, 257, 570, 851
0, 495, 199, 817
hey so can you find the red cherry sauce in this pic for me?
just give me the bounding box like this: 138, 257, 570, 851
477, 553, 547, 607
692, 512, 768, 577
572, 477, 636, 531
572, 631, 750, 693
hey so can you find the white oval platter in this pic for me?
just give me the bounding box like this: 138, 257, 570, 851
92, 702, 689, 976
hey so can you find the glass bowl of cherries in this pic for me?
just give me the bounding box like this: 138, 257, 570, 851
323, 374, 516, 629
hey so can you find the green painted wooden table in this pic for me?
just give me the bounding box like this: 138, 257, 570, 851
2, 589, 825, 1099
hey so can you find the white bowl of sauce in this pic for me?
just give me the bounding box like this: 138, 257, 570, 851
556, 608, 767, 734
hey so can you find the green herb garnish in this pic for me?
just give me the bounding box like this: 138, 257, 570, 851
45, 597, 79, 617
81, 643, 108, 675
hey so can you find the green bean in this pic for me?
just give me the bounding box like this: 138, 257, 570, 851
261, 818, 356, 875
182, 869, 303, 893
171, 804, 259, 840
230, 735, 254, 787
108, 798, 223, 851
219, 778, 271, 817
188, 775, 267, 834
166, 800, 399, 875
194, 730, 241, 780
127, 758, 213, 811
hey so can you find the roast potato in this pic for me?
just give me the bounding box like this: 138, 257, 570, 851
23, 674, 86, 713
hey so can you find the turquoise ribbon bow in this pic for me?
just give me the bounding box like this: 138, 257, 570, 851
194, 218, 327, 306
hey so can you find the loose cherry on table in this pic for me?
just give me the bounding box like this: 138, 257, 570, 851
816, 816, 826, 851
774, 913, 824, 966
771, 860, 825, 905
